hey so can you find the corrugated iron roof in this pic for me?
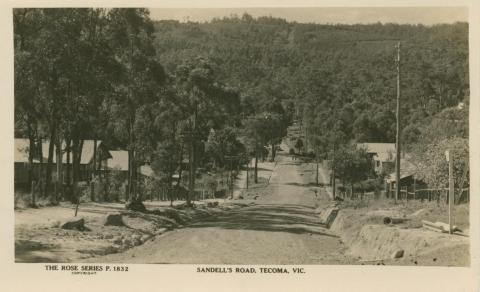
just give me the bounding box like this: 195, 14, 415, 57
15, 138, 106, 165
386, 159, 418, 183
357, 143, 395, 153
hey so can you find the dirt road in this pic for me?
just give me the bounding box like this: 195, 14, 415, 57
92, 155, 353, 264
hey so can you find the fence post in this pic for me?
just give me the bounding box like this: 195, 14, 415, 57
413, 179, 416, 200
90, 181, 95, 202
447, 150, 454, 234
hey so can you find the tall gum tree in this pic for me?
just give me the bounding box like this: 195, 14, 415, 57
106, 8, 166, 206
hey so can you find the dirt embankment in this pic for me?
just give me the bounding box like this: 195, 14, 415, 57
15, 200, 253, 263
327, 200, 470, 266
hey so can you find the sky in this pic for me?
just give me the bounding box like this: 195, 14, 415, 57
149, 7, 468, 25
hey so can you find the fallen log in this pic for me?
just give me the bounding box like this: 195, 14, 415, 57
383, 217, 406, 225
422, 224, 447, 233
422, 220, 461, 233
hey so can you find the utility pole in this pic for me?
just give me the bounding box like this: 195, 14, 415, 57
246, 157, 249, 189
395, 42, 401, 204
446, 150, 454, 234
332, 141, 336, 199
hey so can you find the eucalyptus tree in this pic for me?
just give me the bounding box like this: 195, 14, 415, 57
105, 8, 166, 206
14, 8, 114, 203
173, 57, 241, 206
14, 9, 44, 198
243, 113, 273, 183
144, 86, 187, 206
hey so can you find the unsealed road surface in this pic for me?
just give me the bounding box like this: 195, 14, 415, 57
92, 156, 352, 264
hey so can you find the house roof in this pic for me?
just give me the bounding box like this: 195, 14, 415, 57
15, 138, 108, 165
357, 143, 396, 162
107, 151, 129, 171
42, 140, 107, 164
357, 143, 396, 154
386, 159, 418, 183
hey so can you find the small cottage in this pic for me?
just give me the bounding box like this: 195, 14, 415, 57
357, 143, 396, 174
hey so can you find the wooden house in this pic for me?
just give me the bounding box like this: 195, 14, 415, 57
14, 138, 112, 185
357, 143, 396, 174
385, 158, 427, 199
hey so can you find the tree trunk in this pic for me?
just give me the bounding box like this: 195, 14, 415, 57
71, 138, 84, 204
45, 128, 56, 199
128, 148, 137, 201
168, 172, 174, 206
54, 137, 63, 203
254, 142, 259, 184
187, 137, 195, 207
270, 142, 276, 162
65, 138, 71, 189
187, 105, 198, 208
27, 133, 35, 193
92, 139, 97, 179
332, 143, 336, 199
27, 123, 36, 206
38, 137, 45, 196
174, 141, 184, 204
71, 139, 79, 204
26, 118, 36, 193
91, 139, 97, 202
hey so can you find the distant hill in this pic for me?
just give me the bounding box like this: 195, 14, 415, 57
153, 15, 469, 143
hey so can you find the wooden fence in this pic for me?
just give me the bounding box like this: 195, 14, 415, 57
385, 186, 469, 204
145, 186, 229, 202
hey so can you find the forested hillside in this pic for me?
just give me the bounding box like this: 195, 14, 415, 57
153, 15, 468, 146
14, 9, 469, 208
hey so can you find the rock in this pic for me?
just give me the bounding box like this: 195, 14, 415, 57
155, 228, 168, 235
207, 201, 219, 207
125, 200, 147, 212
50, 220, 61, 228
104, 245, 119, 254
122, 238, 132, 247
232, 192, 244, 200
391, 249, 404, 259
112, 236, 122, 245
104, 213, 125, 226
141, 235, 150, 242
61, 217, 86, 231
131, 234, 141, 241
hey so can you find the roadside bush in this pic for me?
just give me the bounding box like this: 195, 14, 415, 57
107, 170, 127, 202
139, 176, 163, 201
356, 179, 382, 193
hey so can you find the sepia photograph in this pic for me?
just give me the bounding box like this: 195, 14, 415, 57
12, 5, 472, 269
